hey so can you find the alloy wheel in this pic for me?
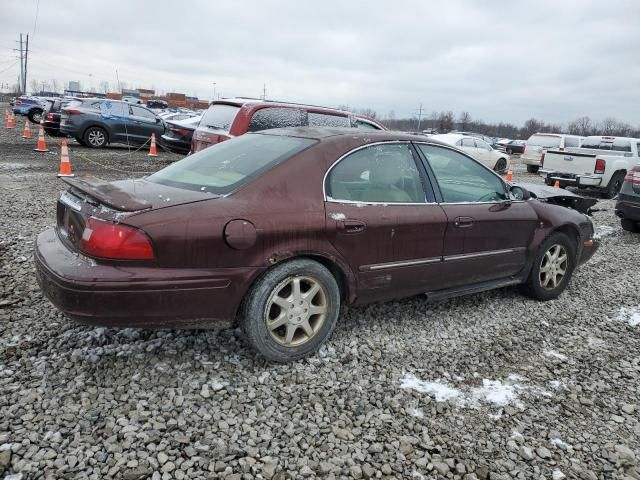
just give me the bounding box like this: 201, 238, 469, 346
88, 129, 105, 147
539, 244, 568, 290
32, 111, 42, 123
265, 275, 328, 347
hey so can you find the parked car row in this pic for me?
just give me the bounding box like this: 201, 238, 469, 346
430, 133, 511, 173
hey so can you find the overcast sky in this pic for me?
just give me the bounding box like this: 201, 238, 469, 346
1, 0, 639, 125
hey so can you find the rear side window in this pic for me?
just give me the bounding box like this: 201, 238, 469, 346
564, 136, 580, 148
308, 112, 350, 128
461, 138, 476, 147
527, 135, 561, 148
247, 107, 308, 132
100, 101, 128, 116
200, 104, 240, 131
612, 139, 631, 152
148, 133, 316, 194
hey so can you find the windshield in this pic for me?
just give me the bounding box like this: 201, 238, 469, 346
527, 135, 561, 148
147, 133, 317, 194
199, 104, 240, 131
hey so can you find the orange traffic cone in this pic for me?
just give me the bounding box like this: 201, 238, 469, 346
505, 170, 513, 182
554, 180, 560, 188
57, 141, 74, 177
34, 123, 49, 152
22, 120, 32, 138
148, 133, 158, 157
7, 112, 15, 129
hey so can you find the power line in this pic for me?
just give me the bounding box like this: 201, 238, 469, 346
32, 0, 40, 36
0, 61, 18, 75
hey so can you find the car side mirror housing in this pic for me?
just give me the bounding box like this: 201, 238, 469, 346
510, 185, 531, 201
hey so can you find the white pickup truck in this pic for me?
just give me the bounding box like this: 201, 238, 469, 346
540, 136, 640, 198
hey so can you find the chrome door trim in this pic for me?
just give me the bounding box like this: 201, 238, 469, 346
360, 256, 442, 272
443, 247, 524, 262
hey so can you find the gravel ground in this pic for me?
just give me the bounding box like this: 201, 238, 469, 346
1, 103, 639, 480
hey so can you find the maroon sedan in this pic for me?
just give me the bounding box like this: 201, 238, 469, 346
35, 129, 598, 362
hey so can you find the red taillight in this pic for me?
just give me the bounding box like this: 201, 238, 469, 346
540, 153, 545, 167
15, 99, 22, 105
46, 113, 54, 121
63, 108, 82, 115
80, 217, 155, 260
624, 168, 640, 184
594, 159, 606, 174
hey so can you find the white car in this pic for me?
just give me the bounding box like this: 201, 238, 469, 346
521, 133, 584, 173
430, 134, 510, 173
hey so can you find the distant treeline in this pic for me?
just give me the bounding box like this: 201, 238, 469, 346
347, 108, 640, 139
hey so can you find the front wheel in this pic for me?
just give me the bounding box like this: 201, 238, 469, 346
241, 259, 340, 362
621, 219, 640, 233
522, 232, 576, 301
28, 108, 43, 124
526, 165, 539, 174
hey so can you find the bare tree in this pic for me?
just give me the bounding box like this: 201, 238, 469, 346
458, 111, 472, 130
386, 110, 395, 121
437, 111, 455, 133
357, 108, 377, 119
567, 116, 593, 136
98, 81, 110, 93
521, 118, 545, 138
29, 79, 39, 94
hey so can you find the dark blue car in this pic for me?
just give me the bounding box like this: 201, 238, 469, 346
13, 96, 49, 123
60, 98, 165, 148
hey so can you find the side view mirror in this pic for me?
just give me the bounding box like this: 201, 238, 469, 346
155, 117, 161, 123
509, 185, 531, 201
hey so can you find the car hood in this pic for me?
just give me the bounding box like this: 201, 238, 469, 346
62, 176, 217, 212
518, 182, 598, 215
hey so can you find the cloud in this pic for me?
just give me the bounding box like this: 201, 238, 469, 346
1, 0, 638, 125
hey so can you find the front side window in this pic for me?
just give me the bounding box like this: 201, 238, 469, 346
353, 119, 381, 130
130, 105, 157, 120
326, 143, 426, 203
612, 139, 631, 152
148, 133, 316, 194
417, 144, 507, 203
247, 107, 307, 132
308, 112, 350, 127
476, 140, 492, 151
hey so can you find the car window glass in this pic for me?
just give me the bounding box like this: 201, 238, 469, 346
308, 112, 350, 127
131, 105, 157, 120
564, 136, 580, 148
476, 140, 491, 151
327, 143, 426, 203
611, 139, 631, 152
461, 138, 476, 147
148, 134, 316, 194
200, 104, 240, 131
353, 119, 380, 130
417, 144, 507, 203
247, 107, 308, 132
99, 101, 127, 116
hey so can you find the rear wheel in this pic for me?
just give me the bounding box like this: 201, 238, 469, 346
28, 108, 43, 124
494, 158, 508, 174
602, 171, 625, 199
621, 219, 640, 233
84, 126, 108, 148
522, 232, 576, 301
74, 137, 87, 147
506, 147, 513, 154
526, 165, 539, 173
241, 259, 340, 362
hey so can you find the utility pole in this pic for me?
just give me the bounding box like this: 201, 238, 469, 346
18, 34, 24, 94
415, 103, 424, 131
23, 34, 29, 94
262, 83, 266, 100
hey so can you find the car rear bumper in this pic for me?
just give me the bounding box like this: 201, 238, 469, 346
34, 228, 262, 328
521, 155, 542, 166
540, 170, 603, 188
160, 135, 190, 154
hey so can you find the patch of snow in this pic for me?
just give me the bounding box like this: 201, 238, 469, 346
0, 443, 12, 451
470, 379, 518, 407
616, 305, 640, 326
549, 380, 562, 389
544, 350, 568, 361
593, 225, 615, 240
552, 469, 566, 480
507, 373, 525, 382
587, 336, 606, 348
329, 212, 346, 221
407, 407, 424, 418
551, 437, 570, 449
399, 374, 462, 402
511, 430, 524, 441
4, 474, 24, 480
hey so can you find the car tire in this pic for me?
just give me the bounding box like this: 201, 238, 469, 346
83, 126, 108, 148
494, 158, 508, 174
241, 259, 340, 363
28, 108, 43, 124
522, 232, 576, 301
74, 137, 87, 147
602, 171, 625, 199
526, 165, 539, 173
621, 219, 640, 233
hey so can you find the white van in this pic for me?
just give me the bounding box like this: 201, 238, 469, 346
522, 133, 584, 173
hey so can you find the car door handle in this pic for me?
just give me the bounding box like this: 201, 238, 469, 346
340, 220, 366, 234
454, 216, 474, 228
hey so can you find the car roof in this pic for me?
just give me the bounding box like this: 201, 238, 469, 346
256, 127, 450, 145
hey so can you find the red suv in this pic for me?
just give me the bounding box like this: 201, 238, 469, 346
191, 98, 385, 152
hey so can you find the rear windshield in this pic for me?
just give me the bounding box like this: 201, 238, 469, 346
581, 137, 632, 152
199, 104, 240, 131
527, 135, 561, 148
147, 133, 316, 194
